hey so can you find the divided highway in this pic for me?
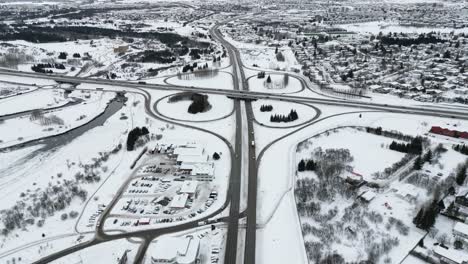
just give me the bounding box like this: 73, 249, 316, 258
1, 69, 468, 121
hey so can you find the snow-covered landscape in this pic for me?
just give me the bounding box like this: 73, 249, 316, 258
1, 0, 468, 264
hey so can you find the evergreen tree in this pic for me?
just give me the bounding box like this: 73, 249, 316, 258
266, 75, 272, 83
413, 156, 423, 170
424, 150, 433, 164
298, 159, 306, 172
213, 152, 220, 160
305, 160, 316, 171
456, 165, 467, 186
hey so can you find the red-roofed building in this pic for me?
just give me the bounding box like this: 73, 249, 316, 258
430, 126, 443, 134
430, 126, 468, 139
460, 132, 468, 139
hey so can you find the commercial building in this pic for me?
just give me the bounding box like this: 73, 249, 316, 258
454, 222, 468, 242
151, 235, 200, 264
180, 181, 198, 196
433, 245, 468, 264
169, 194, 189, 209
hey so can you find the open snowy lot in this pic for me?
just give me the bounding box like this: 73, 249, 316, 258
296, 127, 406, 181
252, 99, 317, 128
255, 109, 468, 264
0, 89, 68, 116
50, 238, 140, 264
164, 70, 234, 90
0, 91, 115, 148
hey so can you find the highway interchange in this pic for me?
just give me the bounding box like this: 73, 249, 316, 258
2, 18, 468, 264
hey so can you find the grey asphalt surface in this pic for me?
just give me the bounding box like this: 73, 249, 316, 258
1, 69, 468, 120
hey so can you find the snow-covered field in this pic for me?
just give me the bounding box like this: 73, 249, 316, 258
223, 33, 300, 71
0, 91, 115, 148
297, 127, 406, 180
0, 89, 67, 116
255, 109, 468, 264
164, 71, 234, 90
50, 238, 140, 264
252, 99, 317, 128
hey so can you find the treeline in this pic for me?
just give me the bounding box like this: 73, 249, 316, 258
389, 137, 424, 155
0, 25, 210, 48
132, 49, 176, 64
189, 48, 213, 60
270, 109, 298, 123
413, 200, 441, 230
260, 104, 273, 112
380, 33, 446, 46
0, 31, 67, 43
31, 63, 65, 73
366, 126, 415, 142
453, 144, 468, 155
455, 159, 468, 186
126, 126, 149, 151
298, 159, 317, 172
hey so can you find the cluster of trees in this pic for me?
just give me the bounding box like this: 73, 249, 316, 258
366, 126, 427, 144
31, 63, 66, 73
182, 62, 200, 73
455, 160, 468, 186
0, 31, 67, 43
31, 65, 53, 74
73, 53, 81, 58
276, 51, 285, 62
188, 93, 211, 114
126, 126, 149, 151
371, 153, 414, 180
133, 49, 176, 64
58, 52, 68, 60
380, 33, 446, 46
340, 69, 354, 82
259, 104, 273, 112
257, 71, 265, 79
389, 137, 424, 155
413, 200, 441, 230
413, 150, 433, 170
270, 109, 299, 123
188, 48, 212, 60
1, 179, 87, 235
0, 49, 33, 68
454, 144, 468, 155
298, 159, 317, 172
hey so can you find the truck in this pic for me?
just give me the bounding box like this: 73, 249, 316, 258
251, 140, 255, 147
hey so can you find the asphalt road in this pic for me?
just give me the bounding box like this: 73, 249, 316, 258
210, 20, 258, 264
1, 69, 468, 121
210, 22, 245, 264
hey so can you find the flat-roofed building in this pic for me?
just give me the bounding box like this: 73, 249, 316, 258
151, 235, 200, 264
